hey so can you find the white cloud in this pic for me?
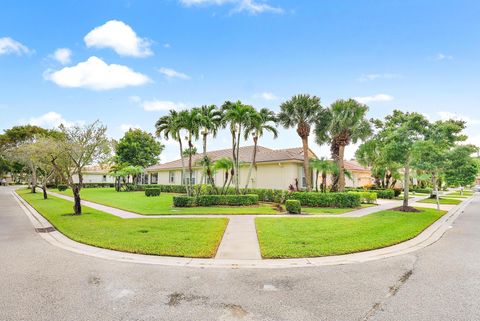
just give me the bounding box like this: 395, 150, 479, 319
84, 20, 153, 57
120, 124, 142, 132
438, 111, 480, 126
253, 92, 278, 101
158, 67, 191, 80
434, 53, 453, 61
27, 112, 83, 128
51, 48, 72, 65
353, 94, 394, 104
44, 56, 150, 90
142, 99, 187, 111
179, 0, 283, 14
128, 95, 142, 103
163, 43, 171, 48
357, 73, 399, 82
0, 37, 31, 55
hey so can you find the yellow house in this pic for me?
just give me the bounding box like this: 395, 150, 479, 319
145, 146, 373, 190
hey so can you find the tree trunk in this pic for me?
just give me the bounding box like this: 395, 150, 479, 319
235, 127, 242, 194
42, 185, 48, 200
200, 131, 208, 185
432, 173, 440, 211
72, 186, 82, 215
178, 136, 187, 193
315, 170, 319, 192
31, 168, 37, 193
322, 172, 327, 193
337, 145, 346, 192
188, 134, 193, 197
330, 143, 340, 192
301, 137, 311, 191
403, 163, 410, 209
221, 171, 229, 194
244, 136, 258, 190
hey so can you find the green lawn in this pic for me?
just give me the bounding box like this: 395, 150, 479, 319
302, 204, 375, 215
256, 207, 446, 258
446, 191, 474, 198
18, 189, 227, 258
52, 188, 279, 215
417, 197, 462, 205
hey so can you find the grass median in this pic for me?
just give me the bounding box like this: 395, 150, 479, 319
417, 197, 462, 205
256, 207, 446, 258
18, 189, 228, 258
52, 188, 279, 215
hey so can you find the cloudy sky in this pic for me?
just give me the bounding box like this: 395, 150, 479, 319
1, 0, 479, 162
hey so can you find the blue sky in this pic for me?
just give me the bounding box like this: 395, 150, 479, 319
1, 0, 479, 162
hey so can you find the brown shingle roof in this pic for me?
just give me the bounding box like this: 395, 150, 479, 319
146, 146, 313, 171
344, 160, 370, 172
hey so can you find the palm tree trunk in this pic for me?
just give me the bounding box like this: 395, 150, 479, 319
244, 136, 258, 190
315, 170, 319, 192
188, 134, 194, 197
330, 142, 340, 192
200, 131, 208, 185
221, 171, 229, 194
322, 172, 327, 193
235, 126, 242, 194
301, 137, 311, 191
338, 145, 346, 192
178, 136, 187, 194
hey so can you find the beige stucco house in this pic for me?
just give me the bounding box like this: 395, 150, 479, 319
72, 166, 116, 184
145, 146, 373, 190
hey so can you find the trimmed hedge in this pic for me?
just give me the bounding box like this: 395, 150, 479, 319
193, 185, 286, 203
289, 192, 361, 208
285, 200, 301, 214
173, 196, 196, 207
348, 191, 377, 204
145, 188, 161, 197
57, 184, 68, 192
135, 184, 187, 193
82, 183, 115, 188
374, 189, 395, 199
173, 194, 259, 207
411, 188, 433, 194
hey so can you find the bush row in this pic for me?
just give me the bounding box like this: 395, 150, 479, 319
347, 191, 377, 204
134, 184, 187, 193
374, 189, 395, 199
145, 188, 161, 197
411, 187, 433, 194
173, 194, 259, 207
289, 192, 361, 208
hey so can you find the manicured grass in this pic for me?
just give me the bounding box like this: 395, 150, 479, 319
446, 191, 474, 198
256, 207, 446, 258
52, 188, 279, 215
302, 204, 375, 215
417, 197, 462, 205
18, 189, 227, 258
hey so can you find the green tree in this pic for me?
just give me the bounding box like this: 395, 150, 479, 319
221, 101, 257, 194
116, 128, 164, 170
51, 121, 110, 215
315, 99, 372, 192
198, 105, 222, 184
278, 94, 324, 191
214, 157, 234, 194
180, 108, 202, 195
243, 108, 278, 189
378, 110, 429, 210
309, 157, 337, 192
444, 145, 478, 192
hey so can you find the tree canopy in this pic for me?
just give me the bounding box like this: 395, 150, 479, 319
116, 128, 164, 168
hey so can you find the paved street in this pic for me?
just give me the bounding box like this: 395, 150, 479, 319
1, 186, 479, 321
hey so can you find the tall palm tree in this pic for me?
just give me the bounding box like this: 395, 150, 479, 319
243, 108, 278, 189
309, 157, 336, 192
221, 101, 256, 194
315, 99, 372, 192
214, 157, 234, 194
179, 109, 202, 195
278, 94, 323, 191
155, 110, 187, 190
198, 105, 222, 184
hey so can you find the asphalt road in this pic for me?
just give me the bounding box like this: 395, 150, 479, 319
1, 186, 479, 321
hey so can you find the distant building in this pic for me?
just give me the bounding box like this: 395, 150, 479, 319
145, 145, 373, 190
72, 166, 115, 184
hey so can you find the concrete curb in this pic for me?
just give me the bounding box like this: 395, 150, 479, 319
12, 191, 474, 269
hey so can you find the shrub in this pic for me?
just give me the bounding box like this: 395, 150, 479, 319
374, 189, 395, 199
173, 195, 196, 207
135, 184, 187, 193
393, 188, 402, 197
145, 188, 161, 197
411, 187, 432, 194
348, 191, 377, 204
285, 200, 301, 214
57, 184, 68, 191
289, 192, 361, 208
81, 183, 115, 188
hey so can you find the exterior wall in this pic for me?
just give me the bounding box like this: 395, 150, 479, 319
72, 173, 115, 184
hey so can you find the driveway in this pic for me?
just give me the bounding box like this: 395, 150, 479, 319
1, 186, 479, 321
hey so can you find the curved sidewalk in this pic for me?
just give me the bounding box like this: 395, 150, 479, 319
12, 190, 473, 269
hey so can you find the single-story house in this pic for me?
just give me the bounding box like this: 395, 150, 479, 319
72, 166, 116, 184
145, 145, 373, 190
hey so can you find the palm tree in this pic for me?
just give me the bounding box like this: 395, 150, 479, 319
214, 157, 234, 194
221, 101, 256, 194
315, 99, 372, 192
155, 110, 187, 190
243, 108, 278, 189
179, 109, 202, 195
309, 157, 336, 192
198, 105, 222, 184
278, 94, 323, 191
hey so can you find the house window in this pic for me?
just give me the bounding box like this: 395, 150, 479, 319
151, 173, 158, 184
169, 171, 175, 184
183, 177, 196, 185
102, 175, 107, 183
